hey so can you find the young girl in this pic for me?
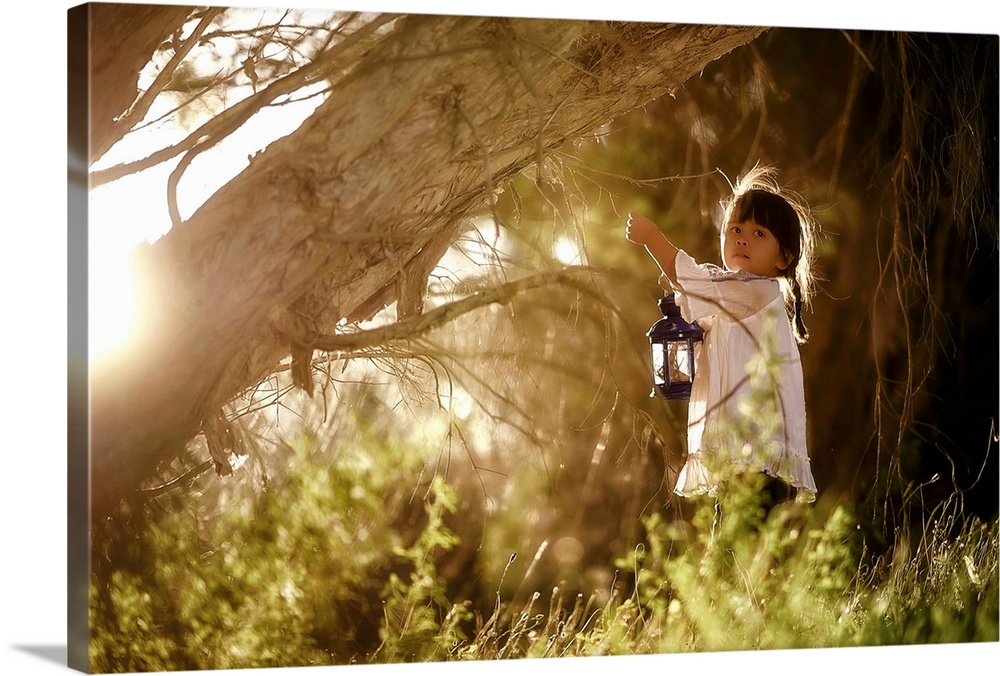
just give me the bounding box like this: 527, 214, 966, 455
625, 166, 818, 504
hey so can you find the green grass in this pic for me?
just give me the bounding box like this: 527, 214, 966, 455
89, 432, 999, 672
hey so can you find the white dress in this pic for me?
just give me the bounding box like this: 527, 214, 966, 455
672, 250, 817, 503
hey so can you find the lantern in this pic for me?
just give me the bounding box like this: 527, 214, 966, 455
647, 293, 703, 399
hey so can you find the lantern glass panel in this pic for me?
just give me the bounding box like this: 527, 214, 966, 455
652, 344, 665, 385
667, 340, 693, 383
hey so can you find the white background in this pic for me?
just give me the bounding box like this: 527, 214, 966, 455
4, 1, 997, 675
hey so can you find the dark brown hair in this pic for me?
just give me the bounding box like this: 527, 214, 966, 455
720, 165, 818, 343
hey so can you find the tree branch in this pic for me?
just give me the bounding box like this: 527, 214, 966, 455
308, 267, 598, 353
91, 12, 398, 186
113, 8, 225, 143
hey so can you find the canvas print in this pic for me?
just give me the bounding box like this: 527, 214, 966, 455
68, 2, 999, 673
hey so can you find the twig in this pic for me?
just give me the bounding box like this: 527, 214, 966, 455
140, 459, 214, 496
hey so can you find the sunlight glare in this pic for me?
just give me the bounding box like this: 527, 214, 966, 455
553, 234, 584, 265
88, 176, 163, 361
88, 79, 328, 361
440, 384, 475, 420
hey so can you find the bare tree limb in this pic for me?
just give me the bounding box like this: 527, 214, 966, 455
85, 3, 198, 164
91, 12, 398, 188
114, 8, 225, 139
300, 267, 599, 352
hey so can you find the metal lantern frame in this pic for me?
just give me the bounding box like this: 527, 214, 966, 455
646, 292, 704, 400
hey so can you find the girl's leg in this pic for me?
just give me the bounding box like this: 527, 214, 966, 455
760, 473, 792, 513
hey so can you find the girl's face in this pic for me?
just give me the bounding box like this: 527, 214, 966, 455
722, 218, 791, 278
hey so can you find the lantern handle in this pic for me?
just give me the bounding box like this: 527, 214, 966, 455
658, 292, 682, 317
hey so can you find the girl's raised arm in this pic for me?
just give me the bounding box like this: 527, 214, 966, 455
625, 212, 679, 284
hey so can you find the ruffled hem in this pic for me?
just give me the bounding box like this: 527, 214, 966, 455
675, 453, 817, 504
674, 455, 719, 498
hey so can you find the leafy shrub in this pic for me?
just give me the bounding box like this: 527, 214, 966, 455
89, 414, 998, 672
89, 419, 468, 671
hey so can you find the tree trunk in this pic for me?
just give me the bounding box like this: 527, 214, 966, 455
89, 11, 764, 523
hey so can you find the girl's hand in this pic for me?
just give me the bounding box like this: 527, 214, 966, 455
625, 212, 661, 246
625, 211, 680, 285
